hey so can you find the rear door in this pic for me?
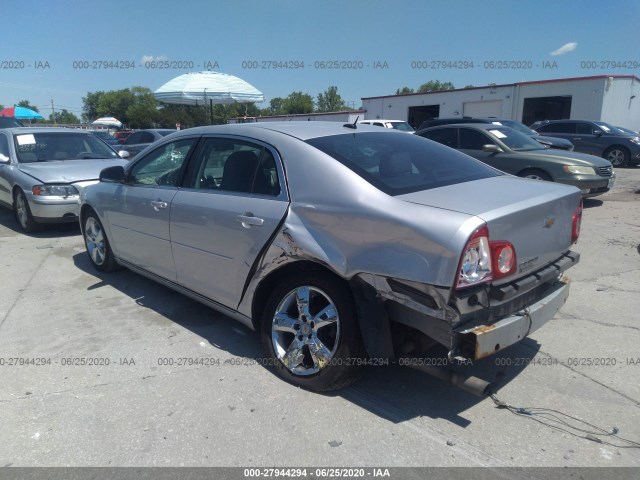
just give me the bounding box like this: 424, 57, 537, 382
105, 137, 198, 281
170, 136, 289, 309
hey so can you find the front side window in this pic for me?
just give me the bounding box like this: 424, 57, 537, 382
128, 138, 196, 187
0, 134, 10, 161
459, 128, 492, 150
190, 138, 281, 196
307, 131, 500, 196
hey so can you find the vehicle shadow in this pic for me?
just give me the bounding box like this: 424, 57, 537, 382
0, 207, 80, 238
583, 198, 603, 209
71, 251, 536, 426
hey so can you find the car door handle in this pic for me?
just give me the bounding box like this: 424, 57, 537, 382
150, 200, 168, 210
574, 137, 582, 140
237, 213, 264, 228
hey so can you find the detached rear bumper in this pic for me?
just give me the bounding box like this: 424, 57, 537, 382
454, 276, 570, 360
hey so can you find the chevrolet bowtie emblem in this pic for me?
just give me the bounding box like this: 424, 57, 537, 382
543, 216, 556, 228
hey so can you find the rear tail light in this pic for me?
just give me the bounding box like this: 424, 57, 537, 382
571, 201, 582, 244
455, 225, 516, 290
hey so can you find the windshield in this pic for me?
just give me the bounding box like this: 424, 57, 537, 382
13, 131, 119, 162
486, 127, 546, 152
307, 132, 500, 196
158, 130, 174, 137
489, 120, 535, 136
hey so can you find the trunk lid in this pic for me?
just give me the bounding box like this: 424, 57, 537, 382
398, 175, 581, 283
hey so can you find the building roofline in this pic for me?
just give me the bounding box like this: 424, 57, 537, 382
360, 75, 640, 100
253, 109, 366, 120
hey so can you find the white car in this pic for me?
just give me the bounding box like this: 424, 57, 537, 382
358, 119, 415, 133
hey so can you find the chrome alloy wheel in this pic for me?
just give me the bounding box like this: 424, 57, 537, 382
15, 193, 29, 229
84, 216, 106, 266
271, 286, 340, 376
606, 148, 626, 166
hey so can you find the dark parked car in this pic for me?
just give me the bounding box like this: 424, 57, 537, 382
80, 122, 582, 392
114, 130, 134, 143
0, 117, 24, 128
89, 130, 120, 148
118, 129, 176, 159
417, 117, 574, 151
416, 123, 615, 197
532, 120, 640, 167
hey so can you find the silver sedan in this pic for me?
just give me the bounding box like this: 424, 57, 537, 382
80, 122, 582, 392
0, 128, 127, 232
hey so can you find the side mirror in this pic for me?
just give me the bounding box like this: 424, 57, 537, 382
100, 165, 125, 183
593, 129, 603, 136
0, 154, 10, 164
118, 150, 130, 159
482, 144, 503, 153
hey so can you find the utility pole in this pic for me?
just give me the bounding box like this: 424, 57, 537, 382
51, 99, 56, 125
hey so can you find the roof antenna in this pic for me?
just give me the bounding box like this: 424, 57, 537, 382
344, 116, 359, 129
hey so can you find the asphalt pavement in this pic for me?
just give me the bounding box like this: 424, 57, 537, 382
0, 168, 639, 470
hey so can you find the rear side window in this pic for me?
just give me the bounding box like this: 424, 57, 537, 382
307, 132, 500, 196
537, 122, 575, 134
419, 128, 458, 148
190, 138, 281, 196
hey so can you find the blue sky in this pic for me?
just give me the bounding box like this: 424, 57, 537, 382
2, 0, 639, 119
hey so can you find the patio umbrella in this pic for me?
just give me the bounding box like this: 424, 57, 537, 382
0, 106, 44, 120
92, 116, 123, 128
154, 71, 264, 123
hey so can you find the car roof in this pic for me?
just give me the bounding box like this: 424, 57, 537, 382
172, 121, 389, 141
359, 119, 407, 123
419, 123, 507, 132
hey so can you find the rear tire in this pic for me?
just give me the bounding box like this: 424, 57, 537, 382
13, 189, 39, 233
260, 272, 364, 392
603, 146, 629, 167
83, 210, 117, 272
518, 169, 552, 182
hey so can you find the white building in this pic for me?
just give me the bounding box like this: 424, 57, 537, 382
361, 75, 640, 130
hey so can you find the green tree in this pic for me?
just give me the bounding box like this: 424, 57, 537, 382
265, 97, 286, 115
316, 86, 347, 112
395, 86, 415, 95
126, 87, 159, 128
17, 100, 39, 112
463, 84, 475, 89
48, 109, 80, 124
82, 91, 104, 123
283, 91, 314, 114
417, 80, 455, 93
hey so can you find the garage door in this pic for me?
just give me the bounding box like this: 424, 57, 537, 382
463, 100, 503, 117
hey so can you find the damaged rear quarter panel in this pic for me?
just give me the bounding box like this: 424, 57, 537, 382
237, 137, 481, 319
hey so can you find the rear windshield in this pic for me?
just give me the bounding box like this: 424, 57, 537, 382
307, 132, 501, 196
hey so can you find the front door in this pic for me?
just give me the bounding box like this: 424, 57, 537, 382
106, 137, 198, 281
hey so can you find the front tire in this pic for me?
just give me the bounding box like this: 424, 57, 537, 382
83, 211, 117, 272
603, 146, 629, 167
13, 189, 39, 233
260, 272, 364, 392
518, 169, 552, 182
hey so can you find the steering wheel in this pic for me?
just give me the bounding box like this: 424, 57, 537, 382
75, 151, 94, 159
